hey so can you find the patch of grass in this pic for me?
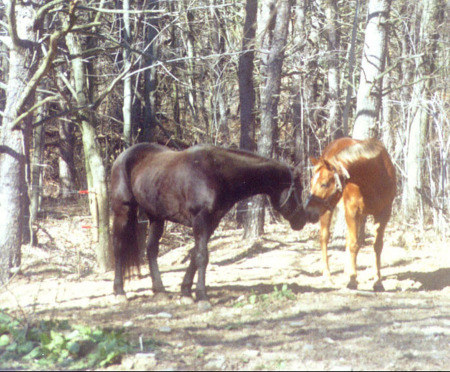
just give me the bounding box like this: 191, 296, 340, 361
0, 310, 132, 370
234, 284, 296, 308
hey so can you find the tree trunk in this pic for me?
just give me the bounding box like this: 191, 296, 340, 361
142, 0, 159, 143
59, 119, 76, 198
0, 1, 36, 283
65, 31, 112, 272
324, 0, 342, 140
30, 93, 46, 229
237, 0, 258, 228
342, 0, 360, 137
209, 0, 229, 144
403, 0, 442, 219
352, 0, 391, 140
181, 0, 199, 126
246, 0, 291, 239
122, 0, 133, 147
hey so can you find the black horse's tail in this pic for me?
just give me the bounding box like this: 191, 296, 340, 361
111, 152, 141, 289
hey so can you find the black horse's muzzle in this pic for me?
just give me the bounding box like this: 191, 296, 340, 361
304, 194, 323, 223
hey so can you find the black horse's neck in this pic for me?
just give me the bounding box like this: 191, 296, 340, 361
207, 148, 292, 203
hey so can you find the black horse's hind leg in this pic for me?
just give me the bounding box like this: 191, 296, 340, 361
181, 210, 217, 301
113, 231, 125, 295
181, 254, 197, 299
147, 219, 166, 294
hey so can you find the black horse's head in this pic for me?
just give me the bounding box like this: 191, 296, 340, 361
276, 167, 312, 230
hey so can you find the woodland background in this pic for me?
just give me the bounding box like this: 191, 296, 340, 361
0, 0, 448, 283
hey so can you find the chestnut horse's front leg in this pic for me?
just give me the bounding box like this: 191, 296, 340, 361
319, 209, 333, 281
344, 210, 362, 290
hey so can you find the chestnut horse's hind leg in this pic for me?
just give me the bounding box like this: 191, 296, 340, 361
372, 210, 391, 292
147, 219, 166, 295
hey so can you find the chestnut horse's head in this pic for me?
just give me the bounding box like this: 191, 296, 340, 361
305, 157, 350, 221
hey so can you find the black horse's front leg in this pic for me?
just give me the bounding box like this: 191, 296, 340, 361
147, 220, 166, 294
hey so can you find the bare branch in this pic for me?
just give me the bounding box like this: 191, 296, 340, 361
12, 0, 79, 129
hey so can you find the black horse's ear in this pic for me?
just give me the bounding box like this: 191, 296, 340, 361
293, 163, 302, 178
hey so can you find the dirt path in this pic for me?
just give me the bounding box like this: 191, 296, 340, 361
1, 214, 449, 370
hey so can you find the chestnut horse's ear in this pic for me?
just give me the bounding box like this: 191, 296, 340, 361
310, 157, 319, 166
323, 159, 335, 171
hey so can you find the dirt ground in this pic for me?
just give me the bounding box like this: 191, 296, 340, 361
1, 199, 449, 371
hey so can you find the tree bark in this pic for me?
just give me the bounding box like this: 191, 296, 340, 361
122, 0, 133, 147
0, 1, 38, 283
65, 31, 112, 271
352, 0, 391, 140
403, 0, 442, 219
59, 119, 76, 198
237, 0, 258, 229
246, 0, 291, 239
142, 0, 159, 143
324, 0, 342, 140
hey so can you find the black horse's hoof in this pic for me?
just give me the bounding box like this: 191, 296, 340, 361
197, 300, 212, 312
113, 285, 126, 296
153, 292, 170, 301
179, 296, 194, 305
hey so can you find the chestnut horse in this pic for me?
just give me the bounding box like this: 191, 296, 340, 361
111, 143, 310, 303
305, 137, 396, 291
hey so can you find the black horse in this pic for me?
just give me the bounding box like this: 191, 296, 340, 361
111, 143, 310, 303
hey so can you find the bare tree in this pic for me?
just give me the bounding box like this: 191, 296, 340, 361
324, 0, 342, 139
0, 0, 77, 283
237, 0, 258, 228
352, 0, 392, 139
403, 0, 444, 219
64, 30, 113, 271
246, 0, 292, 238
122, 0, 133, 147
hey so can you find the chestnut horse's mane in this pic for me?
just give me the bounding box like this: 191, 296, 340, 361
331, 138, 385, 167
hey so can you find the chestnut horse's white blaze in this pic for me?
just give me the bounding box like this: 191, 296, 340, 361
305, 137, 396, 291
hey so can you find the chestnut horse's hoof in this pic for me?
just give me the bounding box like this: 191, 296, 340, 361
322, 273, 334, 286
373, 280, 385, 292
346, 277, 358, 290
